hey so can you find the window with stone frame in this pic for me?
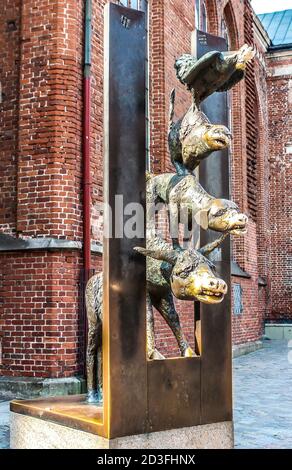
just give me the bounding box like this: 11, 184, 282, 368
233, 283, 243, 315
195, 0, 208, 32
221, 17, 230, 49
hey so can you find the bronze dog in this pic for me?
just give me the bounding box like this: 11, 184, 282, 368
147, 172, 248, 247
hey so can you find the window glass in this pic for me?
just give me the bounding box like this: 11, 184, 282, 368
201, 2, 207, 32
195, 0, 200, 29
233, 284, 243, 315
221, 18, 230, 49
131, 0, 139, 9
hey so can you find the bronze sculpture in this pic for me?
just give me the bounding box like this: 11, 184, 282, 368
169, 45, 255, 175
85, 235, 227, 403
175, 44, 255, 107
85, 44, 253, 405
168, 89, 231, 175
147, 172, 248, 247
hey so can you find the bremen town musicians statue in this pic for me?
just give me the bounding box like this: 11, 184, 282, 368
85, 44, 254, 403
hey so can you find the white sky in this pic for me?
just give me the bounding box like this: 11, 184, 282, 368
251, 0, 292, 14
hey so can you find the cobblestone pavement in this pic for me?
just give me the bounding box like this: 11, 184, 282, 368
234, 339, 292, 449
0, 340, 291, 449
0, 400, 10, 449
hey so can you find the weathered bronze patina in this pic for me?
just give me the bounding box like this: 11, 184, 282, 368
11, 16, 244, 441
10, 395, 103, 435
175, 44, 255, 107
169, 44, 255, 175
85, 235, 228, 402
195, 29, 232, 425
83, 19, 252, 428
147, 172, 248, 246
168, 89, 231, 175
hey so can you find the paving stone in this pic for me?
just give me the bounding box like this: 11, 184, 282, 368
234, 340, 292, 449
0, 400, 10, 449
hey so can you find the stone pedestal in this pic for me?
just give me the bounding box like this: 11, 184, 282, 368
10, 395, 234, 449
10, 411, 233, 449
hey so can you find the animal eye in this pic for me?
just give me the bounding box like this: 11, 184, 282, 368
178, 265, 193, 278
214, 209, 226, 217
179, 271, 190, 278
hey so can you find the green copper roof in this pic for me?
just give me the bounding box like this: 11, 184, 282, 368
258, 9, 292, 47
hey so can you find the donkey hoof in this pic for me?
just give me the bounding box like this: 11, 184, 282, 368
86, 390, 101, 404
183, 347, 195, 357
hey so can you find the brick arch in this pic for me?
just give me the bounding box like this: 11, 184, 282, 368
223, 1, 239, 49
204, 0, 219, 35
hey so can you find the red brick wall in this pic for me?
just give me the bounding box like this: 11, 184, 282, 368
223, 0, 267, 345
0, 0, 21, 234
0, 0, 86, 377
0, 251, 83, 377
267, 51, 292, 321
16, 0, 84, 239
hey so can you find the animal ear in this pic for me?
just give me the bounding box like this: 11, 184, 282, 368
194, 210, 209, 230
134, 246, 178, 265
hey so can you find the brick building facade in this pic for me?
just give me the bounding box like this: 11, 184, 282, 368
0, 1, 291, 390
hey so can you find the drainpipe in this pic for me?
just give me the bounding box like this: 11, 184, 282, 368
83, 0, 92, 371
83, 0, 92, 283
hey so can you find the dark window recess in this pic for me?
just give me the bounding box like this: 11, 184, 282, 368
233, 283, 243, 315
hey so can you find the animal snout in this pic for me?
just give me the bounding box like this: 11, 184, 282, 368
237, 214, 248, 223
207, 278, 227, 294
221, 127, 232, 138
236, 213, 248, 224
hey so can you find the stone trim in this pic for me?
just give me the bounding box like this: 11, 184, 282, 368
0, 234, 102, 254
231, 261, 251, 279
232, 340, 263, 358
0, 376, 86, 400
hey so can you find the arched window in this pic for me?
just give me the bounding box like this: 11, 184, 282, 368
221, 18, 230, 49
201, 1, 207, 32
195, 0, 208, 32
195, 0, 200, 29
